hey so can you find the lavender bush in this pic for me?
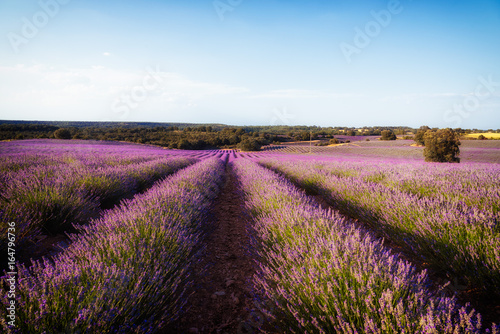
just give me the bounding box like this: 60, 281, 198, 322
260, 157, 500, 299
0, 140, 198, 255
0, 157, 225, 333
234, 159, 497, 333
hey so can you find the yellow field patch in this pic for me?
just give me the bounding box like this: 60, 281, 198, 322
465, 133, 500, 139
327, 143, 360, 147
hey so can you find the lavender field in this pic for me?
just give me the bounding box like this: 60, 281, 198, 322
1, 139, 499, 333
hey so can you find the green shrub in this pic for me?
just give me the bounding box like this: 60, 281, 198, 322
177, 139, 190, 149
423, 128, 460, 163
237, 138, 261, 151
380, 130, 396, 140
54, 128, 72, 139
414, 126, 430, 145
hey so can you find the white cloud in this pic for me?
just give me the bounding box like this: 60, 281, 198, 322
0, 64, 251, 121
4, 64, 492, 127
154, 72, 249, 98
250, 89, 363, 99
377, 92, 470, 104
378, 91, 499, 103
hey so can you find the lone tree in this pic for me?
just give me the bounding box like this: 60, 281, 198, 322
414, 125, 430, 146
380, 130, 396, 141
53, 128, 72, 139
423, 128, 460, 163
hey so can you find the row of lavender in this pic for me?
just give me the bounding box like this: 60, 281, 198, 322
0, 140, 198, 257
233, 159, 496, 333
260, 157, 500, 300
297, 158, 500, 214
1, 158, 225, 333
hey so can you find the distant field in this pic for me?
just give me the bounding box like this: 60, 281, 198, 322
267, 139, 500, 164
465, 132, 500, 139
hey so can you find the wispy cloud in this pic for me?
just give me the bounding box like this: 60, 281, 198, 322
378, 92, 476, 103
251, 89, 364, 99
0, 64, 249, 100
0, 64, 250, 121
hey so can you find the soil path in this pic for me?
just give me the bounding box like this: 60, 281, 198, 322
168, 163, 261, 334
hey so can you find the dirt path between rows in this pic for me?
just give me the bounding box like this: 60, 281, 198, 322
167, 163, 263, 334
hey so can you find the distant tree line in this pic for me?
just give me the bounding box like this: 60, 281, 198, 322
0, 123, 414, 150
0, 121, 497, 151
0, 124, 277, 151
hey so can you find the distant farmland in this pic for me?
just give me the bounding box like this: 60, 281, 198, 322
465, 132, 500, 139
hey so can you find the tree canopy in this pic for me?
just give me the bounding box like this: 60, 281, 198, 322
423, 128, 460, 163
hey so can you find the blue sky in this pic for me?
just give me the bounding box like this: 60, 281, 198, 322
0, 0, 499, 128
